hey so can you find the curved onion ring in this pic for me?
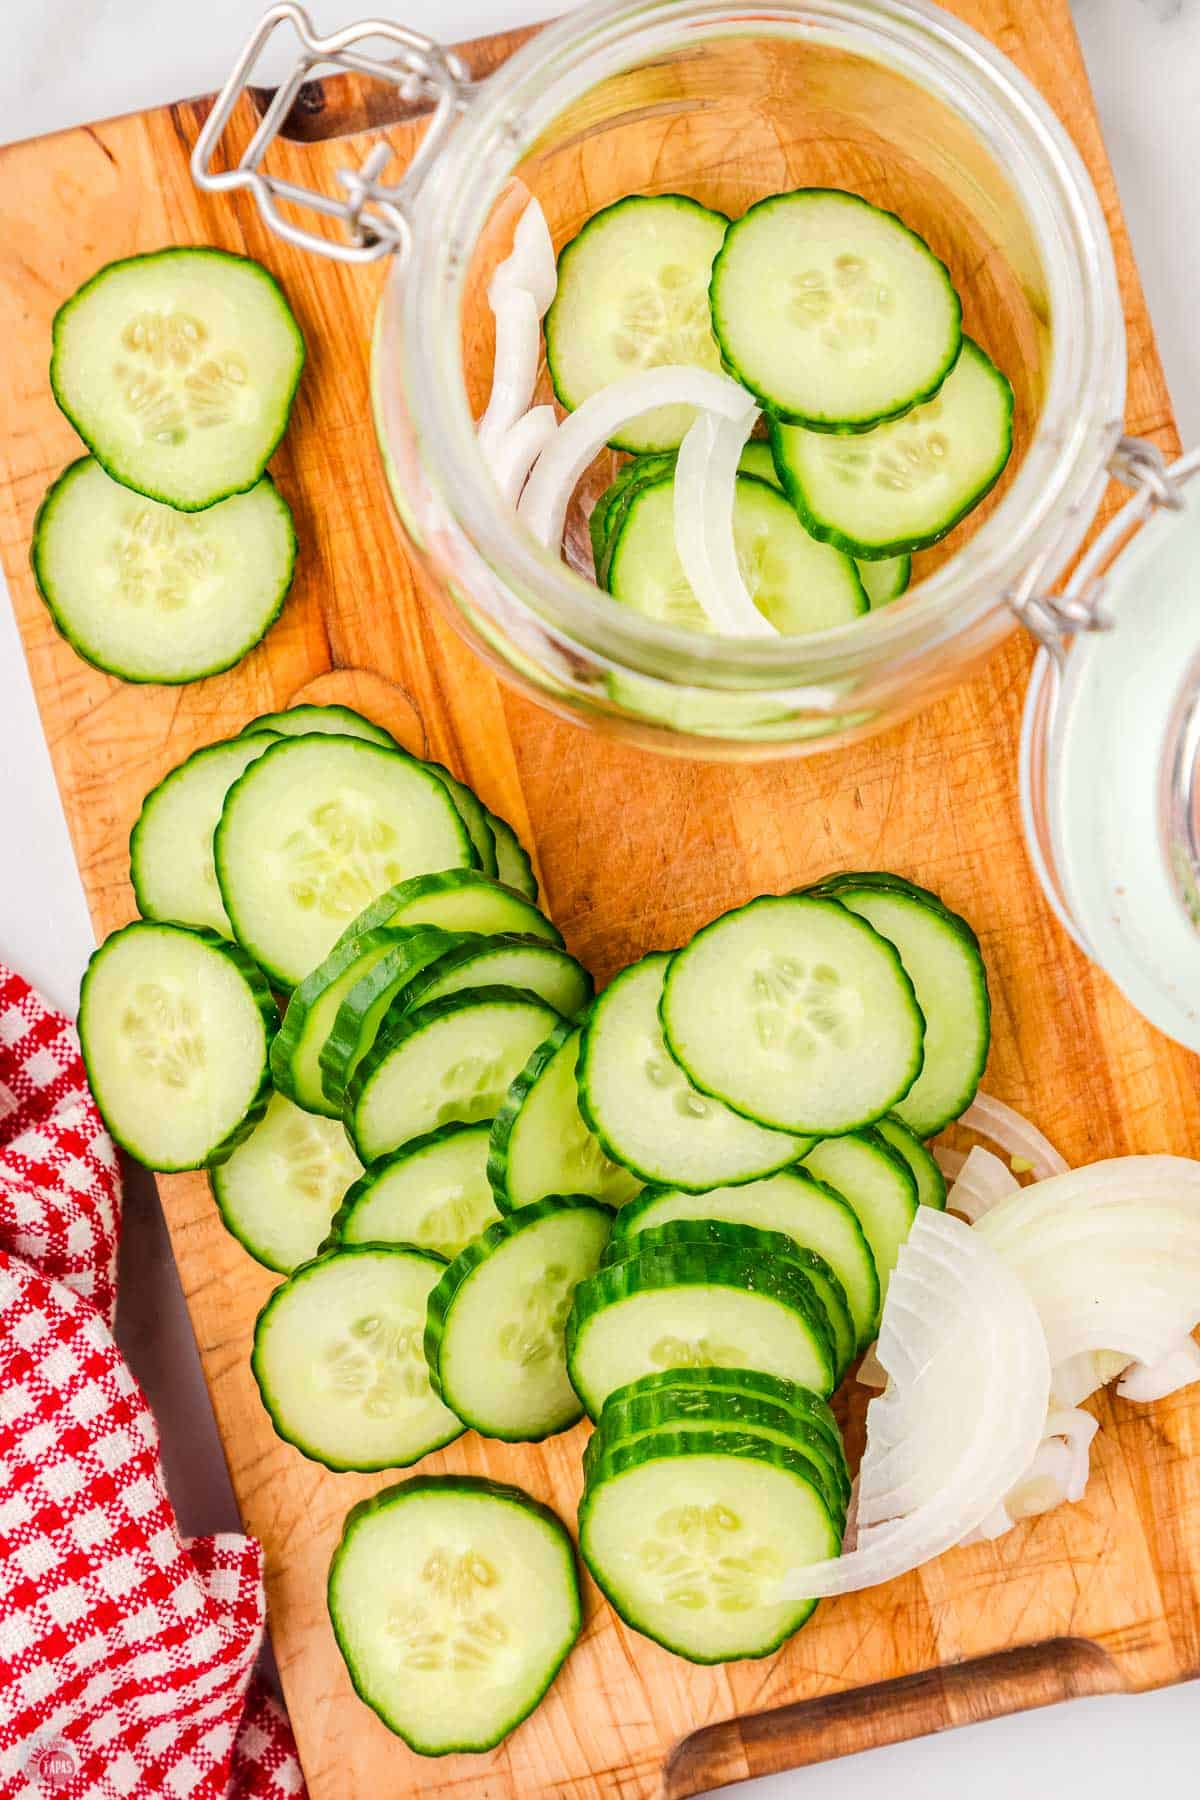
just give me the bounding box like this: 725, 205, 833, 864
946, 1145, 1019, 1223
674, 410, 774, 636
959, 1092, 1069, 1180
489, 406, 557, 507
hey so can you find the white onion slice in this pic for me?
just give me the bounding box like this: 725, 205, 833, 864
489, 406, 557, 507
959, 1405, 1098, 1542
778, 1209, 1049, 1598
477, 284, 541, 454
1052, 1350, 1132, 1407
490, 196, 557, 319
519, 367, 756, 550
959, 1092, 1069, 1180
1118, 1337, 1200, 1401
673, 410, 773, 636
946, 1145, 1019, 1223
976, 1156, 1200, 1372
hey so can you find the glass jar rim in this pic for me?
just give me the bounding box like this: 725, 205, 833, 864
392, 0, 1126, 689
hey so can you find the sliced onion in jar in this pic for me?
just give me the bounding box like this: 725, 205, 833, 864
959, 1092, 1069, 1180
674, 409, 774, 636
490, 196, 557, 318
778, 1209, 1050, 1597
946, 1145, 1019, 1223
518, 367, 756, 551
489, 406, 557, 507
477, 284, 541, 454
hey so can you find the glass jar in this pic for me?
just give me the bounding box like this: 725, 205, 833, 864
195, 0, 1128, 759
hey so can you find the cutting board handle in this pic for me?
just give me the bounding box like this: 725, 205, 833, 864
664, 1638, 1127, 1797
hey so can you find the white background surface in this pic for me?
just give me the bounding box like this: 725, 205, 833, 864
1, 1, 1198, 1794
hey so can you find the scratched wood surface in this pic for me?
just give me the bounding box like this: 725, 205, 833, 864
0, 7, 1198, 1797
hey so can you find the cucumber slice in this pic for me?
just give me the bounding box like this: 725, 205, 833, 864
566, 1242, 837, 1418
489, 1022, 644, 1214
317, 927, 465, 1114
610, 1171, 880, 1350
805, 868, 955, 916
330, 1123, 499, 1259
711, 189, 961, 430
770, 338, 1014, 558
238, 703, 395, 746
660, 894, 925, 1135
818, 882, 990, 1136
601, 1218, 854, 1382
875, 1113, 947, 1211
802, 1128, 918, 1301
579, 1431, 839, 1662
425, 762, 498, 877
598, 1366, 843, 1462
252, 1244, 461, 1471
214, 735, 475, 988
485, 813, 539, 902
347, 987, 562, 1163
400, 934, 593, 1021
272, 926, 456, 1118
736, 443, 910, 607
589, 454, 675, 572
79, 920, 276, 1171
545, 195, 729, 453
130, 732, 279, 937
32, 459, 296, 684
585, 1385, 849, 1515
328, 1475, 581, 1754
337, 868, 558, 947
426, 1195, 612, 1441
606, 473, 867, 634
578, 953, 808, 1189
51, 248, 305, 511
209, 1089, 362, 1272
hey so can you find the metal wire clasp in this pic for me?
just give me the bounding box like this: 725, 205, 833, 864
191, 3, 470, 263
1008, 433, 1188, 659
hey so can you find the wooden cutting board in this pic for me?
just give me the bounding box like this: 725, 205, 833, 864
1, 7, 1197, 1797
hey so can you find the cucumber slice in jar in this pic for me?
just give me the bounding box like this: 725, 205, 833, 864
272, 925, 457, 1118
874, 1113, 948, 1211
51, 248, 305, 511
346, 986, 562, 1164
238, 703, 396, 746
336, 868, 559, 948
660, 894, 925, 1135
329, 1123, 499, 1259
483, 813, 540, 902
736, 442, 911, 607
252, 1244, 462, 1471
488, 1022, 644, 1214
585, 1384, 849, 1515
214, 735, 476, 989
579, 1430, 840, 1662
545, 195, 729, 454
606, 473, 867, 633
425, 1195, 613, 1441
328, 1475, 581, 1754
771, 338, 1014, 559
589, 453, 676, 572
209, 1088, 362, 1273
399, 934, 593, 1021
566, 1241, 837, 1419
802, 1128, 918, 1302
600, 1218, 855, 1382
79, 920, 276, 1171
610, 1170, 880, 1350
32, 459, 296, 684
710, 189, 961, 430
578, 953, 809, 1190
816, 880, 990, 1136
130, 731, 279, 937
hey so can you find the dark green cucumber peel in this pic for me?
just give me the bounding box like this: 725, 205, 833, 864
317, 925, 465, 1113
323, 1120, 492, 1251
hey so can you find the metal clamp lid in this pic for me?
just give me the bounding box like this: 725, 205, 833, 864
191, 3, 469, 262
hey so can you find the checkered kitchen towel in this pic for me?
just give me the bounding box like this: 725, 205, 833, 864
0, 967, 307, 1800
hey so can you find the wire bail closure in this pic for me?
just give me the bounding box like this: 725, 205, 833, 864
191, 3, 469, 263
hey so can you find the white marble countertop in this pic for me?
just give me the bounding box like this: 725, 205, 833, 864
2, 1, 1199, 1794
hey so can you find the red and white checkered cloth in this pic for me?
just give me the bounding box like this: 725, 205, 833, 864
0, 967, 307, 1800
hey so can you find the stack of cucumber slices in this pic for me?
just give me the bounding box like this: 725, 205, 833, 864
77, 693, 994, 1748
34, 247, 305, 683
511, 188, 1014, 635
